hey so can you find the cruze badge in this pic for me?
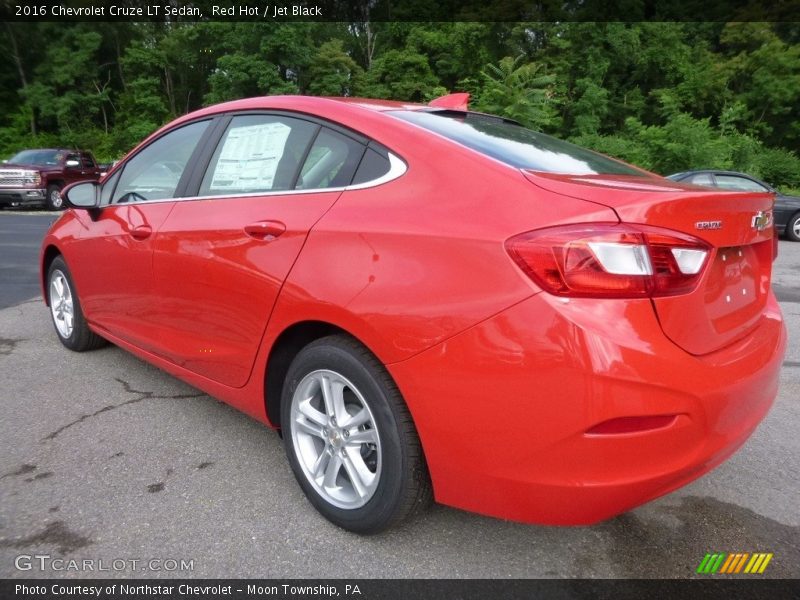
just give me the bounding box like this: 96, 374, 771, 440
751, 211, 773, 231
695, 221, 722, 230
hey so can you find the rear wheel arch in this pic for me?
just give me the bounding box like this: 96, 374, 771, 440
265, 321, 348, 427
264, 321, 405, 430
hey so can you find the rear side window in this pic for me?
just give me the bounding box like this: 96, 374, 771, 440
391, 110, 643, 176
688, 173, 714, 186
352, 148, 391, 185
714, 175, 768, 192
296, 128, 365, 189
113, 120, 209, 203
200, 115, 318, 196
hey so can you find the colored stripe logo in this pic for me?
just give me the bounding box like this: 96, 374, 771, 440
696, 552, 773, 574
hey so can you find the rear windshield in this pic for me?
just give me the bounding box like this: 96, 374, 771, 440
390, 110, 643, 176
8, 150, 63, 166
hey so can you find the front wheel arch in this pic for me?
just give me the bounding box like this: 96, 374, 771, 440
45, 255, 106, 351
41, 245, 62, 306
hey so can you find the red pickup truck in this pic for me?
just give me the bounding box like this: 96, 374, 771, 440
0, 148, 102, 210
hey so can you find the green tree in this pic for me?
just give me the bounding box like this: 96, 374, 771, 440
474, 55, 559, 130
206, 53, 295, 104
356, 48, 439, 101
306, 40, 362, 96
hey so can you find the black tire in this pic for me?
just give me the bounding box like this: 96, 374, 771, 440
46, 184, 64, 211
280, 335, 431, 534
46, 256, 106, 351
786, 212, 800, 242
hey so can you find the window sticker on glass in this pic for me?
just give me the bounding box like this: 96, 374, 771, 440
209, 122, 291, 192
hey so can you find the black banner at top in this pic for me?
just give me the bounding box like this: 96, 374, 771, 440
2, 0, 800, 22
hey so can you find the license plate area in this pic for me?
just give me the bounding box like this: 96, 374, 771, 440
704, 243, 769, 334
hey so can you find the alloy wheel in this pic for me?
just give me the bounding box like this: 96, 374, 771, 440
289, 369, 382, 509
49, 270, 74, 338
50, 188, 63, 209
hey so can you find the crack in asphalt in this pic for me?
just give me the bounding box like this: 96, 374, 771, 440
0, 521, 92, 554
0, 337, 24, 356
42, 377, 206, 441
0, 464, 37, 480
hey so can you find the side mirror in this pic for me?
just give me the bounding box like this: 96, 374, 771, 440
65, 159, 80, 168
63, 181, 100, 210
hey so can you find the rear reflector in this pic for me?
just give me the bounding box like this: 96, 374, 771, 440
506, 223, 711, 298
586, 415, 678, 435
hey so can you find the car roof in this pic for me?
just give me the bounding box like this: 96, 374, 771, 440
137, 95, 446, 159
178, 95, 429, 120
321, 97, 430, 111
671, 169, 760, 178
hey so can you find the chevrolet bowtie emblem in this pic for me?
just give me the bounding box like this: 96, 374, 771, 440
751, 211, 773, 231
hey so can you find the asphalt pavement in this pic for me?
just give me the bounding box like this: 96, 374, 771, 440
0, 211, 798, 579
0, 212, 57, 309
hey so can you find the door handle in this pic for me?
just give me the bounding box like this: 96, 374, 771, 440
130, 225, 152, 240
244, 220, 286, 241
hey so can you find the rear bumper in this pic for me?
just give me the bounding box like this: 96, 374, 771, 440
388, 291, 786, 525
0, 188, 46, 206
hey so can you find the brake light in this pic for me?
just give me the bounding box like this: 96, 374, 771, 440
505, 223, 711, 298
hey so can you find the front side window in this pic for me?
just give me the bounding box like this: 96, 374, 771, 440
391, 110, 644, 176
112, 120, 209, 204
714, 175, 768, 193
200, 115, 318, 196
100, 170, 120, 205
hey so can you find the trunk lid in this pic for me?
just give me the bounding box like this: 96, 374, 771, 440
524, 171, 775, 355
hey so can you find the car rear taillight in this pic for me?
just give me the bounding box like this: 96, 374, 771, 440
505, 223, 711, 298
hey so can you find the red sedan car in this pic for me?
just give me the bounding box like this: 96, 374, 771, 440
41, 95, 786, 533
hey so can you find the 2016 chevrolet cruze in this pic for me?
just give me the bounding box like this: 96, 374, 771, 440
41, 94, 786, 533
